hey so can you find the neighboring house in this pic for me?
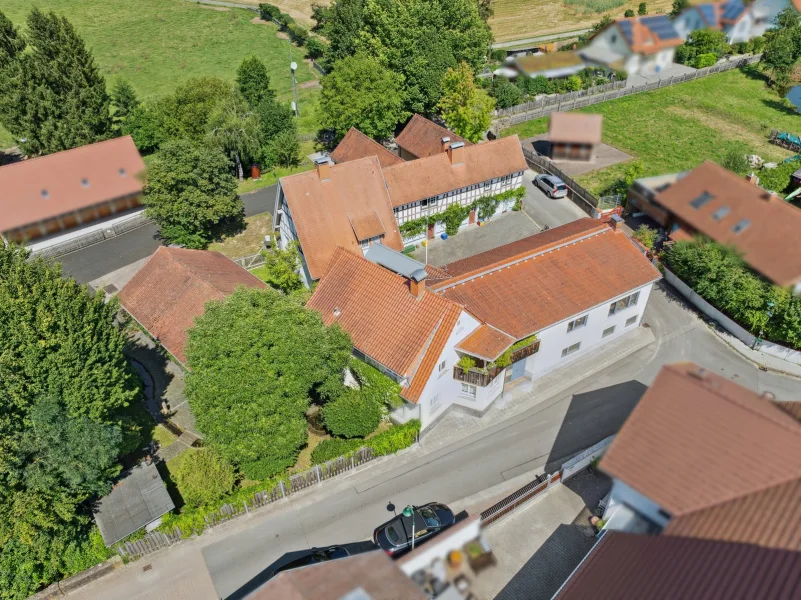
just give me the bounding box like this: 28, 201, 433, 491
330, 127, 405, 168
548, 112, 603, 162
599, 362, 801, 548
627, 160, 801, 292
94, 461, 175, 547
581, 16, 682, 76
0, 136, 146, 251
118, 246, 266, 364
394, 114, 471, 160
674, 1, 755, 44
308, 219, 661, 432
751, 0, 800, 38
514, 51, 587, 80
275, 135, 527, 283
553, 532, 801, 599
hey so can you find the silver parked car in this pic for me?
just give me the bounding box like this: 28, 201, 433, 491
534, 174, 568, 199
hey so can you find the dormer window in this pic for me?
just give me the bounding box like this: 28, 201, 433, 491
119, 168, 127, 177
81, 178, 89, 188
41, 189, 49, 199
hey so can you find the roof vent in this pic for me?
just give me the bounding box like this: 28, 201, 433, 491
81, 178, 90, 188
40, 189, 49, 199
333, 307, 341, 318
688, 367, 707, 380
119, 168, 127, 177
761, 391, 776, 401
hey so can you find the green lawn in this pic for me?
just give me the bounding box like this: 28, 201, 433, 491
1, 0, 321, 140
503, 67, 798, 194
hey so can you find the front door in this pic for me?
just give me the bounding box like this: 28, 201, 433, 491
505, 359, 527, 388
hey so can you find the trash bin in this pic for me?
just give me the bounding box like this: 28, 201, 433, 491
441, 233, 448, 240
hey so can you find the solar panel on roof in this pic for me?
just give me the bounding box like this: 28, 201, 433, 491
723, 0, 745, 20
699, 4, 717, 24
642, 15, 680, 40
618, 21, 634, 46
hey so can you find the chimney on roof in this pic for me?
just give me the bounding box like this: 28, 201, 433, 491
609, 213, 624, 232
746, 173, 760, 186
447, 141, 465, 166
441, 136, 451, 153
409, 268, 427, 298
315, 157, 331, 181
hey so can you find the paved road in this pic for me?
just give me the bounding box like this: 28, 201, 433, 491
56, 186, 277, 283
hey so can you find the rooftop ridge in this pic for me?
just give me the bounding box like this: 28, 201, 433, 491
0, 135, 139, 170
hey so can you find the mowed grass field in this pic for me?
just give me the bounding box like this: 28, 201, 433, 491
0, 0, 321, 147
502, 68, 799, 193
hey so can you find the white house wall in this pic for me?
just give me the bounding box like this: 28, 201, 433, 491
726, 14, 755, 43
603, 479, 671, 532
673, 10, 707, 41
751, 0, 789, 37
275, 184, 313, 287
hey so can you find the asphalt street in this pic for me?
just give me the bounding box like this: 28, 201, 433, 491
56, 185, 277, 283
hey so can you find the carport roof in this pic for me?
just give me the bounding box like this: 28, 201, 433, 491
549, 112, 603, 145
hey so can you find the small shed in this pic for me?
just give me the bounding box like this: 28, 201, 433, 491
548, 112, 603, 162
94, 461, 175, 547
515, 51, 586, 80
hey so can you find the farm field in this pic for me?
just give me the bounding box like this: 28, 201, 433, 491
0, 0, 321, 146
502, 67, 798, 194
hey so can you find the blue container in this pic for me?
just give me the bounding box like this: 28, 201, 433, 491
441, 233, 448, 240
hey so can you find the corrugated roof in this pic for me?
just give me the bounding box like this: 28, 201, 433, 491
118, 247, 266, 364
549, 112, 603, 145
280, 156, 404, 280
601, 362, 801, 518
382, 136, 528, 208
394, 114, 470, 159
455, 324, 515, 361
555, 532, 801, 599
434, 225, 661, 339
307, 248, 462, 402
0, 136, 145, 233
655, 160, 801, 287
330, 127, 405, 168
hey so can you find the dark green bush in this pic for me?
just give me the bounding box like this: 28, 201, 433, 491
624, 9, 635, 17
490, 49, 507, 62
311, 420, 421, 464
258, 3, 281, 20
694, 53, 717, 68
492, 78, 523, 108
349, 358, 404, 409
311, 438, 364, 464
305, 37, 327, 59
323, 388, 383, 438
758, 160, 799, 194
288, 23, 308, 45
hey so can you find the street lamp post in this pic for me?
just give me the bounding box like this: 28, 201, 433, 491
754, 300, 775, 349
402, 505, 416, 551
290, 60, 300, 117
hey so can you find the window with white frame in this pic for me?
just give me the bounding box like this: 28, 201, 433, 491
430, 394, 441, 410
438, 359, 448, 377
625, 315, 639, 327
461, 383, 477, 398
602, 325, 616, 338
608, 291, 640, 316
561, 342, 581, 358
567, 314, 588, 332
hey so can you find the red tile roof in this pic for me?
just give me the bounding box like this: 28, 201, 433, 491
382, 136, 527, 208
601, 363, 801, 519
555, 532, 801, 600
330, 127, 405, 168
655, 160, 801, 287
280, 156, 403, 280
306, 248, 462, 403
549, 112, 603, 145
394, 114, 470, 159
455, 324, 515, 361
434, 223, 661, 339
0, 136, 145, 233
118, 247, 266, 364
348, 209, 386, 241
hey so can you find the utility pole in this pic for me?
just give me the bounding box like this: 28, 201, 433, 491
290, 46, 300, 117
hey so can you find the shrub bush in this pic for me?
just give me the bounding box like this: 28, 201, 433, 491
624, 9, 635, 16
442, 203, 471, 235
169, 448, 237, 508
632, 224, 658, 250
694, 53, 717, 68
638, 2, 647, 14
311, 420, 421, 464
721, 148, 750, 175
758, 160, 798, 194
306, 37, 327, 59
492, 78, 523, 109
490, 49, 507, 62
323, 388, 383, 438
349, 357, 404, 409
288, 23, 308, 45
258, 3, 281, 20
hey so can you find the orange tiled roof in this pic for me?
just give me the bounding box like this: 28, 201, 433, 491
307, 248, 462, 403
394, 114, 471, 159
330, 127, 405, 168
0, 136, 145, 233
434, 223, 661, 339
118, 247, 266, 364
656, 161, 801, 288
455, 324, 515, 361
382, 136, 527, 209
280, 157, 403, 280
348, 209, 386, 241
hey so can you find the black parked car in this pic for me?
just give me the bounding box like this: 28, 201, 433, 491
373, 503, 456, 557
267, 545, 350, 578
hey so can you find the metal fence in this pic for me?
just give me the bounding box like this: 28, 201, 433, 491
232, 252, 267, 270
33, 211, 153, 260
480, 472, 562, 527
522, 147, 600, 216
496, 55, 762, 126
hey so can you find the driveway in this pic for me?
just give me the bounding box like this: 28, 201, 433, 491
522, 169, 589, 229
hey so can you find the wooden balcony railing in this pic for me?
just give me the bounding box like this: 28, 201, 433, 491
510, 338, 540, 363
453, 365, 504, 387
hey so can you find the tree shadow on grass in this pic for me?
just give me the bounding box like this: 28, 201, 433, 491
739, 64, 769, 83
157, 459, 186, 511
761, 97, 800, 117
210, 210, 248, 244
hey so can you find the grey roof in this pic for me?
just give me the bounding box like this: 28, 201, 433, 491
364, 243, 427, 281
94, 461, 175, 546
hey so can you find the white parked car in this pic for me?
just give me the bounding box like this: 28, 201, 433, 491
534, 174, 568, 199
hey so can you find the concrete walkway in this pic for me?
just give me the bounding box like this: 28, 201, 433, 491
710, 326, 801, 379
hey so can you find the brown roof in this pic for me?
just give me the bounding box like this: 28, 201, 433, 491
307, 247, 462, 403
436, 218, 605, 279
601, 363, 801, 519
655, 160, 801, 287
249, 550, 426, 600
555, 532, 801, 600
330, 127, 405, 168
348, 209, 386, 241
382, 136, 528, 208
455, 324, 515, 361
549, 112, 603, 145
394, 114, 470, 159
776, 400, 801, 422
516, 51, 585, 76
0, 136, 145, 233
118, 247, 266, 364
280, 156, 403, 280
433, 223, 661, 339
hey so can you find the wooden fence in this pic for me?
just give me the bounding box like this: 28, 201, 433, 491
117, 527, 183, 560
523, 148, 599, 215
496, 54, 762, 127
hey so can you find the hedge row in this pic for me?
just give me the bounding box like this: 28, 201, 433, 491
259, 4, 309, 46
311, 420, 421, 465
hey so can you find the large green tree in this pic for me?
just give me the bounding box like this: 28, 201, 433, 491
438, 62, 495, 143
236, 56, 276, 108
0, 9, 112, 156
110, 79, 139, 135
185, 288, 352, 478
321, 53, 409, 140
143, 140, 243, 248
206, 91, 263, 181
